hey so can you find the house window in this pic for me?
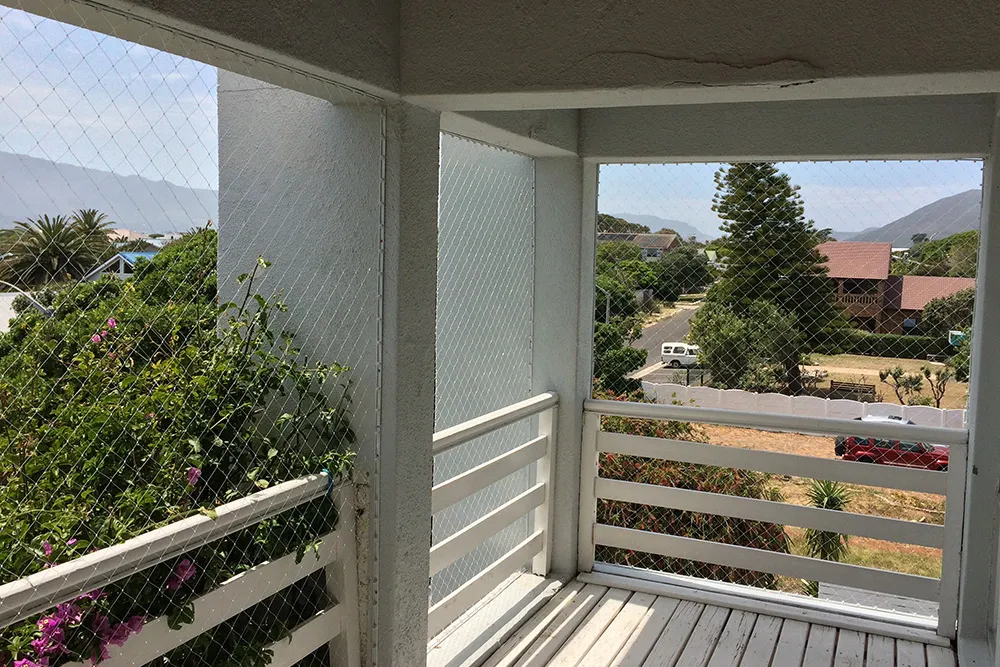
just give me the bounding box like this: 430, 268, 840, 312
903, 317, 918, 332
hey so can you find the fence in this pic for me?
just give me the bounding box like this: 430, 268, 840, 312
0, 475, 360, 667
642, 381, 966, 428
578, 399, 968, 638
429, 393, 558, 640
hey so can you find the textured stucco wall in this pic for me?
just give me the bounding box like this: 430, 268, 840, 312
217, 72, 383, 661
401, 0, 1000, 109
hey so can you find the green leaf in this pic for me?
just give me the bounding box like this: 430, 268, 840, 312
198, 507, 219, 520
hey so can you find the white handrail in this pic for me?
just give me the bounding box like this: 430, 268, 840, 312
0, 472, 343, 629
433, 392, 559, 455
584, 398, 968, 446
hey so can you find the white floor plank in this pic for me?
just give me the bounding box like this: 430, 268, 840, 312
925, 645, 956, 667
609, 596, 679, 667
642, 600, 706, 667
865, 634, 895, 667
674, 605, 731, 667
481, 581, 587, 667
896, 639, 927, 667
581, 592, 658, 667
769, 619, 809, 667
497, 583, 608, 667
802, 625, 837, 667
706, 610, 756, 667
737, 614, 782, 667
549, 588, 633, 667
832, 629, 866, 667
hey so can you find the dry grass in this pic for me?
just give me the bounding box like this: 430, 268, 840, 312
805, 353, 969, 409
642, 303, 681, 326
700, 424, 946, 576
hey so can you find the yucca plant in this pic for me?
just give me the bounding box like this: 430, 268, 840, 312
802, 479, 852, 596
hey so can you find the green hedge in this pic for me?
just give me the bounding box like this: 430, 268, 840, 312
839, 331, 953, 359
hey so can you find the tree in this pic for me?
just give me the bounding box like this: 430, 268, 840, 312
921, 287, 975, 337
654, 246, 713, 297
71, 208, 114, 260
596, 240, 643, 267
691, 163, 842, 393
593, 320, 646, 393
898, 230, 978, 277
0, 215, 88, 286
922, 366, 953, 408
911, 233, 929, 245
952, 330, 971, 382
688, 300, 801, 392
878, 366, 924, 404
597, 213, 649, 234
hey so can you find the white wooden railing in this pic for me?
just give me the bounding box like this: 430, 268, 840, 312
428, 392, 558, 639
0, 474, 361, 667
579, 399, 969, 639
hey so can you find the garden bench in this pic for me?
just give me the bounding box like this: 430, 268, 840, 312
829, 380, 877, 400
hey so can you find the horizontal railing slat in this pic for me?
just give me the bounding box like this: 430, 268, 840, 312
432, 435, 548, 513
430, 483, 546, 576
0, 473, 342, 630
63, 531, 342, 667
594, 524, 939, 602
584, 398, 968, 446
266, 605, 343, 667
596, 478, 944, 548
433, 392, 559, 455
427, 530, 545, 639
597, 431, 947, 495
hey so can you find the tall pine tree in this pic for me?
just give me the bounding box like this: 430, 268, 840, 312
699, 163, 841, 393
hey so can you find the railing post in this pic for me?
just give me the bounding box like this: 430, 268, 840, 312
939, 442, 969, 639
327, 485, 362, 667
578, 412, 600, 573
532, 404, 558, 575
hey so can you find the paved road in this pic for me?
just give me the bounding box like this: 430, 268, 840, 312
632, 306, 699, 372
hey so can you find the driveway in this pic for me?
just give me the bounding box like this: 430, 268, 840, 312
630, 304, 700, 378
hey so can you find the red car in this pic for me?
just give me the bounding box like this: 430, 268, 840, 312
841, 437, 949, 471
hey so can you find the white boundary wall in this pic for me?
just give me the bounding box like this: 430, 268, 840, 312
642, 382, 967, 429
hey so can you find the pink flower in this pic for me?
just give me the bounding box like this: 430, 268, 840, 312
65, 538, 77, 547
100, 330, 108, 338
14, 658, 48, 667
108, 352, 115, 360
145, 413, 154, 419
186, 467, 201, 487
90, 334, 101, 344
107, 318, 117, 329
41, 541, 52, 557
165, 559, 196, 591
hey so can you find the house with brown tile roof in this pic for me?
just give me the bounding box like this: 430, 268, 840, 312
817, 242, 975, 334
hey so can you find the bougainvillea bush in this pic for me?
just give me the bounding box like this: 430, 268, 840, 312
0, 229, 355, 666
594, 390, 789, 589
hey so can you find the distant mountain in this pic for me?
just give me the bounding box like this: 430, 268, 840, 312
827, 228, 875, 242
850, 189, 982, 246
611, 213, 714, 242
0, 152, 217, 234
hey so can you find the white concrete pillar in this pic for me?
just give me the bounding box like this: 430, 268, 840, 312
378, 102, 440, 666
959, 101, 1000, 663
531, 158, 597, 576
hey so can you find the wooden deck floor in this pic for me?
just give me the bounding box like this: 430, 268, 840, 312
477, 580, 957, 667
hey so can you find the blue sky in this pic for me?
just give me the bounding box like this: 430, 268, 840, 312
0, 6, 217, 191
599, 161, 984, 237
0, 6, 985, 234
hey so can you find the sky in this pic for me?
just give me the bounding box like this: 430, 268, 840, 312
0, 6, 986, 235
0, 6, 218, 191
599, 161, 984, 238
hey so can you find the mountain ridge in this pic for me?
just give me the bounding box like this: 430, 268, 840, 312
611, 212, 713, 242
849, 189, 981, 246
0, 152, 217, 234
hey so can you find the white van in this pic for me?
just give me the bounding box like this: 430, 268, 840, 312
660, 342, 700, 368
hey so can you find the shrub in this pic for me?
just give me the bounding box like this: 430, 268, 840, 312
594, 390, 789, 589
920, 287, 975, 337
0, 230, 354, 666
838, 331, 952, 359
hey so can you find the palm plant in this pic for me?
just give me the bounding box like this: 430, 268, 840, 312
802, 479, 852, 597
0, 215, 86, 286
71, 208, 115, 261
